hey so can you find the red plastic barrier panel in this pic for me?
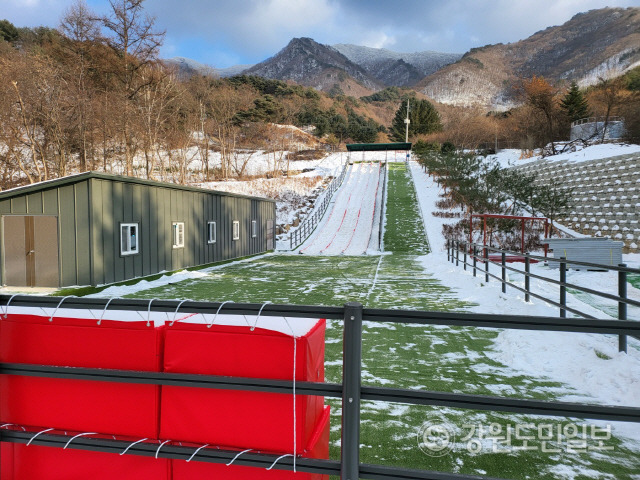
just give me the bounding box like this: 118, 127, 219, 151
1, 442, 170, 480
161, 316, 325, 452
172, 406, 331, 480
0, 311, 163, 438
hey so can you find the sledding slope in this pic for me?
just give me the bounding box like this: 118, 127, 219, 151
299, 162, 383, 256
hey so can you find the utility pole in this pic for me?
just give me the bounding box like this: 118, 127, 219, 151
404, 98, 410, 143
404, 99, 411, 162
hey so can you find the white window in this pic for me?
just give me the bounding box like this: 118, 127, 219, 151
120, 223, 139, 256
251, 220, 257, 238
232, 220, 240, 241
207, 221, 217, 244
172, 222, 185, 248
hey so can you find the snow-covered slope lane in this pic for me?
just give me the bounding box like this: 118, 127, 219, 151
299, 162, 382, 255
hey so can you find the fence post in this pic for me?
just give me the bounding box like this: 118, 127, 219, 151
501, 252, 506, 294
619, 264, 628, 354
525, 256, 530, 303
484, 247, 489, 283
473, 246, 477, 277
447, 239, 450, 262
560, 257, 567, 318
455, 241, 459, 267
342, 302, 363, 480
463, 243, 467, 271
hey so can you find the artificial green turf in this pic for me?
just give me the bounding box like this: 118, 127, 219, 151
108, 162, 639, 479
383, 162, 430, 254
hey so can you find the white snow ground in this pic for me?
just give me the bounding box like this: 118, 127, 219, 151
491, 143, 640, 169
410, 159, 640, 443
298, 161, 384, 255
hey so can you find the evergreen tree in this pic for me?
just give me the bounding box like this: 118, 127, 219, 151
560, 81, 590, 122
391, 98, 442, 142
0, 19, 19, 43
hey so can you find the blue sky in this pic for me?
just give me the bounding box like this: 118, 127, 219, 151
3, 0, 640, 68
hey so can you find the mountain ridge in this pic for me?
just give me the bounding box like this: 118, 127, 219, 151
163, 7, 640, 108
417, 6, 640, 108
332, 43, 462, 85
243, 37, 383, 92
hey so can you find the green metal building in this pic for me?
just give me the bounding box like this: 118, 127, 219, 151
0, 172, 276, 288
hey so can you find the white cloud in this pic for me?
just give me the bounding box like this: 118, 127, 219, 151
2, 0, 639, 66
236, 0, 336, 50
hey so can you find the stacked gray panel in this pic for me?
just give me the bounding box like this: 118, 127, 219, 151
544, 237, 623, 269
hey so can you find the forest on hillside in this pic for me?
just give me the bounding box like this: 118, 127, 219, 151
0, 1, 389, 189
1, 0, 639, 190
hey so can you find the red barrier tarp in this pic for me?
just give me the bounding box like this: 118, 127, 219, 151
161, 319, 325, 452
1, 442, 171, 480
0, 314, 163, 438
172, 405, 330, 480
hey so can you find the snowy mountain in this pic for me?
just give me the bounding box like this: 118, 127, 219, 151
243, 37, 383, 93
163, 57, 254, 78
332, 44, 462, 86
417, 7, 640, 109
164, 6, 640, 105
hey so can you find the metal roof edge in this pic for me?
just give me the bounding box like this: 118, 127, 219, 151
0, 171, 276, 204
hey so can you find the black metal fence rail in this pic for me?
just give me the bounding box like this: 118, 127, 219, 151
1, 295, 640, 480
447, 240, 640, 353
289, 161, 349, 250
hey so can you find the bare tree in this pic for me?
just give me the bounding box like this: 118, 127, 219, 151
522, 76, 561, 154
2, 55, 56, 183
208, 83, 253, 179
59, 0, 101, 171
102, 0, 165, 176
137, 63, 180, 178
594, 76, 625, 142
188, 76, 216, 181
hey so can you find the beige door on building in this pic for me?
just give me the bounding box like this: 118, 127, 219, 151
3, 216, 59, 287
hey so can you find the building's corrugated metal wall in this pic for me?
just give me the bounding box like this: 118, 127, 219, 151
0, 174, 274, 287
89, 178, 275, 286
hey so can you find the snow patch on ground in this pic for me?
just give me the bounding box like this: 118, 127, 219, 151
87, 255, 269, 299
193, 152, 347, 241
410, 160, 640, 444
491, 143, 640, 169
197, 175, 327, 226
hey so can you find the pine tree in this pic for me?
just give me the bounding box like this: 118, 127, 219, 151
0, 19, 19, 43
391, 98, 442, 142
560, 81, 590, 122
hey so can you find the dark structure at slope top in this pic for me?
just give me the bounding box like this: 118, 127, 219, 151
244, 37, 383, 91
332, 43, 462, 86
